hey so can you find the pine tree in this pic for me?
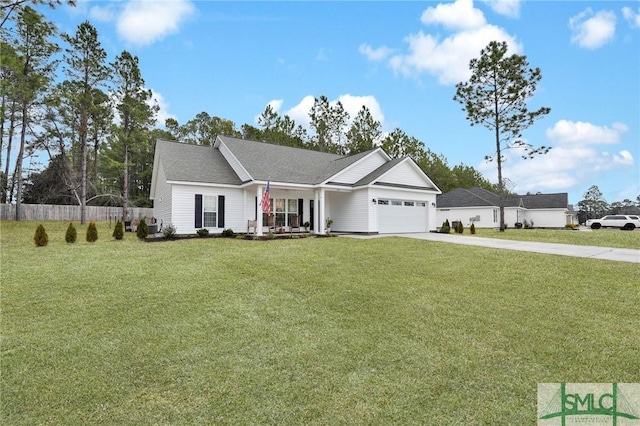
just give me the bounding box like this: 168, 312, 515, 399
113, 220, 124, 240
136, 217, 148, 239
86, 221, 98, 242
454, 41, 550, 231
34, 224, 48, 246
65, 222, 77, 243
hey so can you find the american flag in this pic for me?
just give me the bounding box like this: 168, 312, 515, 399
261, 181, 271, 215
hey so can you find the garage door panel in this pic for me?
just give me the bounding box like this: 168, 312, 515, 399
377, 202, 428, 233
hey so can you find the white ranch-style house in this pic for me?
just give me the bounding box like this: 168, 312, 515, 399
150, 136, 442, 235
436, 187, 576, 229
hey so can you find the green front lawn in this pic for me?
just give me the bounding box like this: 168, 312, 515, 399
469, 227, 640, 249
2, 221, 639, 425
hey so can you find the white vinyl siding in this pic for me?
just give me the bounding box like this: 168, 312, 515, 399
171, 185, 244, 234
331, 151, 387, 184
379, 160, 434, 188
325, 190, 371, 233
153, 162, 173, 228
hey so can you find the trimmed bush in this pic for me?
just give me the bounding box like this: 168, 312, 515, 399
65, 222, 77, 243
222, 228, 234, 238
457, 221, 464, 234
86, 222, 98, 243
439, 219, 451, 234
136, 218, 149, 239
113, 220, 124, 240
162, 224, 177, 239
34, 224, 48, 247
197, 228, 209, 237
470, 223, 476, 235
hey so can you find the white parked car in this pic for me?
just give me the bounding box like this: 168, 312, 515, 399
586, 215, 640, 230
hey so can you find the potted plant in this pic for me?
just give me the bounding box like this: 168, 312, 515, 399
303, 221, 310, 232
325, 218, 333, 233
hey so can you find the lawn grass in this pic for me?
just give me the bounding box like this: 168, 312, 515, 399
2, 221, 639, 425
470, 227, 640, 249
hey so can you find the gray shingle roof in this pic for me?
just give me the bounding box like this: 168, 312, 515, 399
437, 187, 568, 209
217, 135, 374, 184
156, 139, 242, 185
521, 193, 568, 209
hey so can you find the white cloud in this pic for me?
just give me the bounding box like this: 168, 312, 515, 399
117, 0, 196, 47
479, 144, 635, 195
361, 0, 521, 85
546, 120, 628, 146
388, 26, 521, 84
266, 94, 386, 132
482, 0, 521, 19
421, 0, 486, 31
150, 89, 175, 126
622, 7, 640, 28
280, 95, 316, 129
253, 99, 284, 124
569, 8, 616, 49
358, 44, 394, 61
89, 5, 116, 22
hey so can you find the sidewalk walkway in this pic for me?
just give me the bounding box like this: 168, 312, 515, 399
342, 232, 640, 263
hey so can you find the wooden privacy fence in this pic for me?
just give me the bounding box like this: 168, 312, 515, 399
0, 204, 154, 222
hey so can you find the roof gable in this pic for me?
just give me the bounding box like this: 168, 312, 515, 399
216, 135, 345, 184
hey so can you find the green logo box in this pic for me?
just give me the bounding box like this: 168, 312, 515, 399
538, 383, 640, 425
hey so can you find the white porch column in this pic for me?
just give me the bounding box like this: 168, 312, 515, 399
256, 185, 264, 236
318, 188, 325, 234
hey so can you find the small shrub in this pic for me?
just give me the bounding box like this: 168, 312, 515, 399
136, 218, 149, 239
439, 219, 451, 234
65, 222, 77, 243
113, 220, 124, 240
565, 223, 579, 230
197, 228, 209, 237
86, 222, 98, 243
34, 224, 48, 247
222, 228, 234, 237
162, 224, 177, 239
455, 221, 464, 234
470, 223, 476, 235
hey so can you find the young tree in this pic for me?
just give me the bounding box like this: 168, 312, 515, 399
577, 185, 608, 221
380, 128, 425, 161
11, 6, 59, 220
61, 21, 109, 224
309, 95, 331, 152
110, 51, 158, 221
454, 41, 551, 231
345, 105, 382, 155
0, 41, 21, 203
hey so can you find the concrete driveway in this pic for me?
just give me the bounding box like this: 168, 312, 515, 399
343, 232, 640, 263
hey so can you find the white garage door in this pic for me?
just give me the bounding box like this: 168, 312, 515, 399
377, 199, 428, 233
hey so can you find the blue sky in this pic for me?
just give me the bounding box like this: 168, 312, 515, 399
42, 0, 639, 205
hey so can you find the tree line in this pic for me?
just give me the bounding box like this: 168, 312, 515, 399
1, 1, 496, 222
577, 185, 640, 223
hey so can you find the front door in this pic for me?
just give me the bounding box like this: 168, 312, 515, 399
309, 200, 314, 231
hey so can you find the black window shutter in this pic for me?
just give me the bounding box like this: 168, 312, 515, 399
218, 195, 225, 228
195, 194, 203, 228
298, 199, 304, 222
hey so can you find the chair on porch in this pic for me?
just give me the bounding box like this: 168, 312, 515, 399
289, 214, 300, 233
266, 214, 276, 232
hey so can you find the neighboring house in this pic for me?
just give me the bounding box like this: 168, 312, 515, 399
150, 135, 441, 235
436, 187, 576, 228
